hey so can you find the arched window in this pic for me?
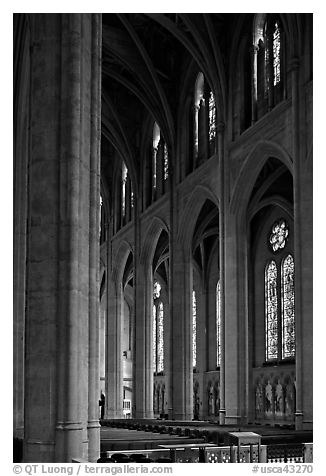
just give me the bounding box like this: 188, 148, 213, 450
152, 304, 157, 369
281, 254, 295, 359
157, 302, 164, 372
216, 281, 221, 367
193, 72, 216, 166
153, 280, 164, 374
121, 161, 128, 217
152, 123, 160, 191
151, 122, 169, 202
264, 219, 295, 362
265, 260, 278, 360
194, 72, 204, 159
192, 290, 197, 368
208, 91, 216, 142
254, 15, 285, 118
119, 161, 133, 228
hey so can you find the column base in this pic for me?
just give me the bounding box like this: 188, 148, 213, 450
87, 420, 101, 462
172, 412, 193, 421
219, 409, 226, 425
55, 421, 85, 462
224, 415, 242, 425
23, 439, 55, 462
295, 411, 304, 430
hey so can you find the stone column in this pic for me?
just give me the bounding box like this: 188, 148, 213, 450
217, 122, 226, 425
87, 13, 102, 463
22, 14, 102, 462
223, 215, 246, 425
290, 57, 313, 430
170, 243, 193, 420
133, 255, 154, 418
105, 270, 123, 419
14, 13, 30, 442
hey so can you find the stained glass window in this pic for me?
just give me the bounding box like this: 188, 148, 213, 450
194, 72, 205, 156
121, 162, 128, 217
265, 260, 278, 360
281, 254, 295, 358
273, 22, 281, 86
164, 143, 169, 180
192, 290, 197, 368
209, 91, 216, 141
153, 123, 160, 190
157, 302, 164, 372
269, 219, 289, 252
152, 304, 157, 370
216, 281, 221, 366
153, 280, 161, 299
153, 280, 164, 373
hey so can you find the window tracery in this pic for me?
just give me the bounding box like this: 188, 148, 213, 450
153, 280, 164, 373
192, 290, 197, 368
269, 219, 289, 252
273, 21, 281, 86
216, 280, 221, 367
264, 221, 295, 362
121, 161, 128, 217
209, 91, 216, 142
281, 254, 295, 359
265, 260, 278, 360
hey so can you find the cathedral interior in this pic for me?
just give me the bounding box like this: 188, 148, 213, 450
13, 13, 313, 463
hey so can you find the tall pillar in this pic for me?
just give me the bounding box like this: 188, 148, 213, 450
290, 57, 313, 430
220, 216, 246, 424
14, 13, 30, 442
170, 243, 193, 420
217, 122, 226, 425
133, 255, 154, 419
105, 269, 123, 418
87, 14, 102, 462
22, 14, 101, 462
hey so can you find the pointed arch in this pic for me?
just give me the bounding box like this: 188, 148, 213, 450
178, 185, 219, 254
112, 239, 134, 285
140, 216, 170, 268
230, 140, 293, 218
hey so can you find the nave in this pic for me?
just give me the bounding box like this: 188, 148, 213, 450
13, 12, 313, 462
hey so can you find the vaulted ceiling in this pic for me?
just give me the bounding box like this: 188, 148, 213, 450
101, 13, 239, 207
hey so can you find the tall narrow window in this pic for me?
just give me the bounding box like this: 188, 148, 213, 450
281, 254, 295, 359
192, 290, 197, 368
209, 91, 216, 142
273, 21, 281, 86
265, 260, 278, 360
216, 281, 221, 367
152, 304, 157, 370
153, 123, 160, 191
99, 194, 103, 237
157, 302, 164, 372
164, 143, 169, 180
194, 72, 205, 158
121, 162, 128, 217
254, 15, 285, 119
153, 280, 164, 374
